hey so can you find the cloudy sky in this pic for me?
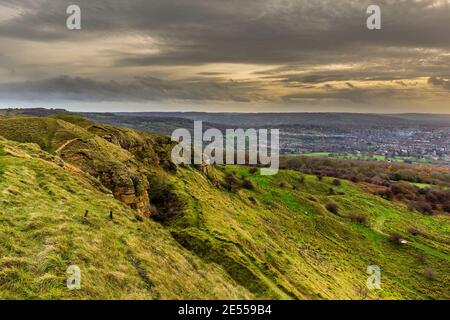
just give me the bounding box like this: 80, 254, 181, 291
0, 0, 449, 113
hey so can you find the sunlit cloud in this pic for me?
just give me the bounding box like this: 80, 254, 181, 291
0, 0, 449, 112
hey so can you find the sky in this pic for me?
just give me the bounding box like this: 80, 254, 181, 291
0, 0, 449, 113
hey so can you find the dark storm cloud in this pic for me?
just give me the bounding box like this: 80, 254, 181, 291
1, 0, 450, 65
0, 0, 449, 110
0, 75, 259, 102
274, 71, 414, 84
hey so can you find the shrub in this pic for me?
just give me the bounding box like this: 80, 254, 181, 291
224, 172, 241, 191
443, 202, 450, 213
424, 268, 436, 280
389, 232, 404, 245
348, 214, 368, 225
316, 175, 323, 181
248, 167, 258, 175
378, 189, 394, 201
298, 175, 305, 184
332, 179, 341, 186
326, 202, 339, 215
407, 227, 423, 236
408, 201, 433, 215
242, 178, 256, 190
279, 182, 285, 188
248, 196, 257, 205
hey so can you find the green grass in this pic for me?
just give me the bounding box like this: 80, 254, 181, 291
0, 117, 94, 153
411, 182, 434, 189
0, 141, 252, 299
295, 152, 438, 165
49, 114, 94, 128
169, 165, 450, 299
0, 116, 449, 300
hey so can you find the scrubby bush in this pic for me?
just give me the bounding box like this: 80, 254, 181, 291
248, 196, 257, 205
224, 172, 241, 191
443, 202, 450, 213
378, 189, 394, 201
424, 268, 436, 280
279, 155, 450, 215
407, 227, 423, 236
332, 179, 341, 186
248, 167, 258, 175
348, 214, 368, 225
326, 202, 339, 215
389, 232, 404, 244
242, 178, 256, 190
408, 201, 433, 215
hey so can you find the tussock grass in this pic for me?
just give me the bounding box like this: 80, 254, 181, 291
0, 115, 448, 300
0, 140, 252, 299
168, 165, 450, 300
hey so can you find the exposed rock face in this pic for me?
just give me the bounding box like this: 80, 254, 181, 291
57, 134, 154, 216
98, 169, 151, 216
0, 116, 176, 217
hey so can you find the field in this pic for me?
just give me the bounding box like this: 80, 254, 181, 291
295, 152, 438, 166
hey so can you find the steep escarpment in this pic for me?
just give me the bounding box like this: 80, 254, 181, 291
0, 138, 252, 299
166, 166, 450, 299
1, 114, 449, 300
0, 116, 175, 216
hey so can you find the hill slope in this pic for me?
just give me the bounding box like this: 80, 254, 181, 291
0, 138, 252, 299
168, 166, 449, 299
0, 115, 449, 299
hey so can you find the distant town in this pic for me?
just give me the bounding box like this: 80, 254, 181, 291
279, 126, 450, 164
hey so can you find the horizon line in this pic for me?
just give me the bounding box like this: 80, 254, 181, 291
1, 107, 450, 116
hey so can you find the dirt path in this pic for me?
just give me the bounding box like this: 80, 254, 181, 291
55, 138, 81, 154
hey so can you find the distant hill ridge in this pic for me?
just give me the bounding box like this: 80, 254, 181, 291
2, 108, 450, 127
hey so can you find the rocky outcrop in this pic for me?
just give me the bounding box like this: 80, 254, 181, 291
86, 125, 175, 170
0, 116, 176, 217
57, 136, 152, 216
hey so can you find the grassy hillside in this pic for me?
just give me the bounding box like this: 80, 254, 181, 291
0, 116, 93, 153
168, 166, 449, 299
0, 115, 449, 300
0, 138, 252, 299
